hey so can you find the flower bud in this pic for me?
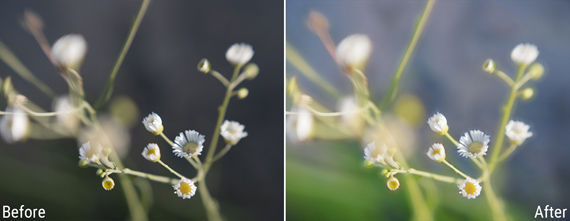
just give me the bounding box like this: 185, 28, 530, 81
96, 169, 105, 177
197, 58, 210, 73
78, 160, 90, 168
51, 34, 87, 69
387, 176, 400, 191
528, 63, 544, 80
336, 34, 372, 68
102, 176, 115, 191
237, 88, 249, 99
521, 88, 534, 100
226, 43, 254, 65
243, 63, 259, 80
511, 43, 539, 65
482, 59, 495, 73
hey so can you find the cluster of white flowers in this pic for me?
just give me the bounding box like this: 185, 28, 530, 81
363, 142, 399, 169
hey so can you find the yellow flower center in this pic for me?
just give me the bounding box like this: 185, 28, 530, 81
87, 149, 98, 159
103, 180, 114, 190
464, 182, 477, 195
468, 142, 484, 154
179, 182, 193, 195
388, 180, 399, 190
432, 148, 441, 156
147, 148, 156, 156
513, 129, 521, 135
183, 142, 199, 154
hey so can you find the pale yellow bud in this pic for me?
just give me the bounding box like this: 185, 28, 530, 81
528, 63, 544, 80
237, 88, 249, 100
521, 88, 534, 100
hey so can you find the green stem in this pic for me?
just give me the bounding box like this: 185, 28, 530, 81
444, 132, 459, 146
495, 70, 515, 87
212, 144, 232, 162
198, 175, 222, 221
160, 132, 174, 146
158, 160, 185, 179
286, 43, 340, 98
489, 65, 526, 172
483, 172, 507, 220
498, 143, 518, 161
108, 168, 179, 185
442, 160, 470, 179
379, 0, 435, 110
95, 0, 151, 109
109, 153, 148, 221
394, 153, 433, 221
393, 168, 463, 184
0, 40, 55, 98
204, 64, 241, 171
210, 70, 230, 87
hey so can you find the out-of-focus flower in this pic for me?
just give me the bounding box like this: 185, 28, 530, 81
363, 142, 399, 169
338, 96, 364, 131
78, 116, 131, 159
521, 88, 534, 100
528, 63, 544, 80
511, 43, 539, 65
336, 34, 372, 68
142, 143, 161, 162
53, 95, 79, 132
482, 59, 495, 73
173, 178, 197, 199
79, 141, 101, 163
197, 58, 210, 73
102, 177, 115, 191
505, 120, 533, 145
226, 43, 254, 65
427, 112, 448, 135
173, 130, 205, 158
427, 143, 446, 162
220, 120, 248, 145
286, 106, 314, 142
143, 112, 163, 135
237, 88, 249, 100
458, 177, 482, 199
0, 106, 30, 143
244, 63, 259, 80
387, 176, 400, 191
457, 130, 490, 158
51, 34, 87, 68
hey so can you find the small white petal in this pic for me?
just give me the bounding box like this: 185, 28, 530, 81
336, 34, 372, 67
51, 34, 87, 68
286, 106, 314, 142
0, 106, 30, 143
427, 112, 448, 134
457, 130, 490, 158
511, 43, 539, 65
426, 143, 446, 162
226, 43, 254, 65
505, 120, 533, 145
173, 178, 197, 199
172, 130, 205, 158
220, 120, 248, 145
458, 177, 482, 199
143, 112, 163, 134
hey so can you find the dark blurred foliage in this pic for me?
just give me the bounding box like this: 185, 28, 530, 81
287, 0, 569, 220
0, 0, 283, 220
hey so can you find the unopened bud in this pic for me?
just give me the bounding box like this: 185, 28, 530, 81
482, 59, 495, 73
237, 88, 249, 99
102, 176, 115, 191
243, 63, 259, 80
197, 58, 210, 73
528, 63, 544, 80
521, 88, 534, 100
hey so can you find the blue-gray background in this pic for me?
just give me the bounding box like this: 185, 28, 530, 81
0, 0, 283, 220
287, 0, 569, 220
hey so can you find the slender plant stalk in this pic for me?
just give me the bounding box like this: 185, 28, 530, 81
109, 153, 148, 221
95, 0, 151, 109
158, 160, 185, 179
286, 43, 340, 98
394, 154, 433, 221
498, 143, 517, 161
198, 173, 222, 221
393, 168, 463, 184
442, 160, 470, 179
212, 144, 232, 162
0, 40, 55, 98
107, 168, 179, 185
379, 0, 435, 110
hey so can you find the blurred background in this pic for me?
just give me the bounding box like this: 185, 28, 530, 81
0, 0, 283, 220
287, 0, 569, 220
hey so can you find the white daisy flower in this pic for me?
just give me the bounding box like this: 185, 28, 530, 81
286, 106, 314, 142
173, 130, 205, 158
458, 177, 482, 199
0, 105, 30, 143
336, 34, 372, 68
142, 143, 161, 162
102, 176, 115, 191
226, 43, 254, 65
142, 112, 163, 135
53, 95, 79, 131
511, 43, 539, 65
173, 178, 197, 199
457, 130, 490, 158
387, 176, 400, 191
364, 142, 383, 163
426, 143, 446, 162
427, 112, 448, 135
505, 120, 533, 145
79, 141, 102, 163
363, 142, 399, 169
482, 58, 495, 73
51, 34, 87, 68
220, 120, 248, 145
